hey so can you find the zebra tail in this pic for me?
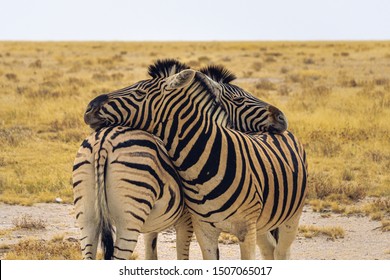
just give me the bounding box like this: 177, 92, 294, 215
95, 145, 114, 260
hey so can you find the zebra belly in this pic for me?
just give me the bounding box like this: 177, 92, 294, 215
184, 185, 262, 241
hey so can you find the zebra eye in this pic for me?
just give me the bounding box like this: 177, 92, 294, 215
233, 96, 246, 104
134, 89, 147, 96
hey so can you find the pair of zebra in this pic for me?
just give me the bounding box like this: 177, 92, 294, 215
73, 59, 308, 260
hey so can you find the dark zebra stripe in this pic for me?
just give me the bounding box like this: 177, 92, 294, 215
72, 127, 193, 260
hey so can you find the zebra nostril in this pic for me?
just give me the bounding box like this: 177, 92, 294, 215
85, 104, 94, 114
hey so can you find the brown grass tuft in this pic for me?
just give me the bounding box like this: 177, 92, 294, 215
4, 238, 80, 260
12, 214, 46, 230
299, 225, 345, 240
218, 232, 239, 244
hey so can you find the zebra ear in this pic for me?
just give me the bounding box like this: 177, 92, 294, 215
200, 74, 223, 104
166, 69, 196, 90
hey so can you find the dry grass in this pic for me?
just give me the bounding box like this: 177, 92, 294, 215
299, 225, 345, 240
4, 237, 81, 260
0, 41, 389, 207
12, 214, 46, 230
380, 220, 390, 232
3, 234, 138, 260
218, 232, 239, 244
0, 229, 12, 238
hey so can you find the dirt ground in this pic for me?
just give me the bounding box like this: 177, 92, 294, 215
0, 202, 389, 260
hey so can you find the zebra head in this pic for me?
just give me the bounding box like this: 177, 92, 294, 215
84, 65, 221, 135
84, 59, 287, 134
199, 65, 288, 133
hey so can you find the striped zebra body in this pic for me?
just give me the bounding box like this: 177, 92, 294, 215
72, 126, 192, 260
84, 61, 307, 259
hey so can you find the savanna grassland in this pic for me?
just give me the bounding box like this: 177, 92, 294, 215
0, 41, 389, 228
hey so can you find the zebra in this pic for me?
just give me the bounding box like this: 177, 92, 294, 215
87, 59, 288, 135
83, 60, 307, 259
72, 126, 193, 260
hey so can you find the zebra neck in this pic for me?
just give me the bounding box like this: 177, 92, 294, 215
161, 115, 231, 185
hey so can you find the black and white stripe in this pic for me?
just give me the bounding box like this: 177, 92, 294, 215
73, 126, 192, 260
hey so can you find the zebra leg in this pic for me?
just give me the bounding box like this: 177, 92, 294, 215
237, 223, 257, 260
256, 231, 277, 260
192, 219, 221, 260
274, 211, 302, 260
112, 227, 141, 260
174, 214, 193, 260
144, 232, 158, 260
79, 223, 99, 259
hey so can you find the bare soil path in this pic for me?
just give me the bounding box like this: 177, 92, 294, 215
0, 203, 389, 260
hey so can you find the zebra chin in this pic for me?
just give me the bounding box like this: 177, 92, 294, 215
84, 114, 108, 130
268, 123, 288, 134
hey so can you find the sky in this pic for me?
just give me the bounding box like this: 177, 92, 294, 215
1, 0, 390, 41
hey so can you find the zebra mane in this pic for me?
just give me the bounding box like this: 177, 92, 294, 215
148, 59, 190, 78
199, 65, 237, 84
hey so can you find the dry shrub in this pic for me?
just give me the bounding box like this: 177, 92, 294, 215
92, 72, 111, 82
49, 113, 83, 132
97, 55, 123, 65
12, 214, 46, 230
365, 150, 389, 163
309, 200, 346, 214
16, 86, 28, 94
308, 171, 367, 201
381, 220, 390, 232
341, 79, 358, 87
60, 129, 86, 143
264, 56, 276, 63
341, 182, 367, 201
218, 232, 239, 244
255, 80, 276, 90
67, 77, 88, 87
365, 198, 390, 214
5, 238, 80, 260
5, 73, 18, 81
198, 56, 211, 64
26, 80, 65, 98
288, 73, 302, 83
299, 225, 345, 240
305, 131, 342, 157
370, 212, 383, 221
341, 169, 355, 181
0, 126, 33, 147
280, 66, 289, 74
303, 58, 315, 65
29, 59, 42, 68
111, 73, 124, 81
265, 52, 282, 57
243, 71, 253, 78
278, 85, 291, 96
307, 172, 334, 199
251, 62, 263, 72
27, 88, 61, 98
374, 78, 389, 86
187, 60, 200, 68
92, 87, 112, 95
309, 85, 332, 97
316, 140, 341, 158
